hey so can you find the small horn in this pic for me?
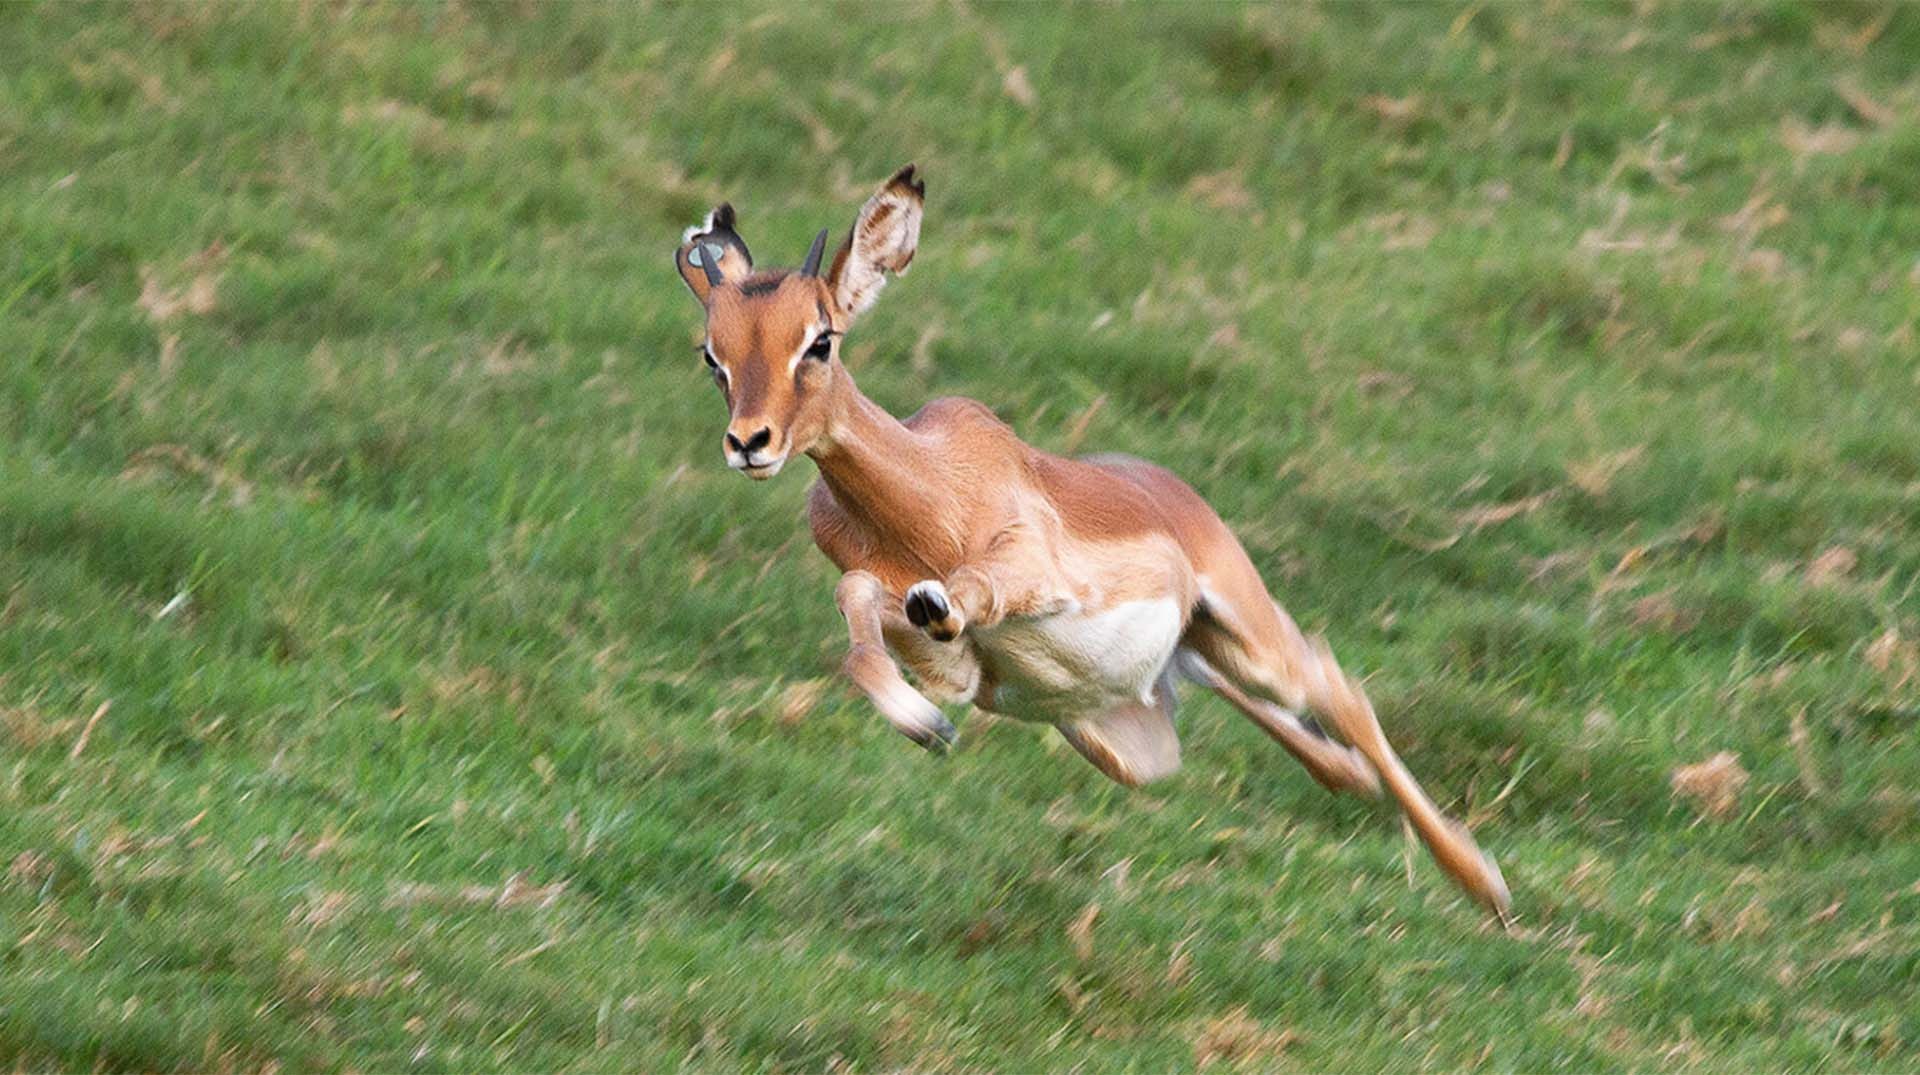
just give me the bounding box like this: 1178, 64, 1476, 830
688, 241, 725, 288
800, 228, 829, 277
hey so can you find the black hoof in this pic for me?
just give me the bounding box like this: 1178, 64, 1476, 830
910, 714, 958, 754
905, 586, 948, 629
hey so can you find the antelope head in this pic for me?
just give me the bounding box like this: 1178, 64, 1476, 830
675, 164, 925, 479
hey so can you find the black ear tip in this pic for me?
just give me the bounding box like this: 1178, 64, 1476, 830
892, 163, 924, 194
712, 203, 737, 230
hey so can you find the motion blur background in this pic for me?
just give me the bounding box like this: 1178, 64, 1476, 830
2, 3, 1918, 1069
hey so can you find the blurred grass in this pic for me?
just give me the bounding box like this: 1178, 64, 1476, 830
2, 1, 1919, 1070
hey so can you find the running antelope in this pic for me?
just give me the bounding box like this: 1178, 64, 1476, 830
674, 165, 1510, 914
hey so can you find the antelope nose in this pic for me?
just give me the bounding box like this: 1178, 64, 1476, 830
726, 427, 772, 455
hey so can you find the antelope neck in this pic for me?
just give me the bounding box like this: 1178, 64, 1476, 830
808, 372, 960, 564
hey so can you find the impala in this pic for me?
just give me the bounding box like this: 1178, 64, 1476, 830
674, 165, 1510, 914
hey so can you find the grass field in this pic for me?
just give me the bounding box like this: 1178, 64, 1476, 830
3, 2, 1919, 1070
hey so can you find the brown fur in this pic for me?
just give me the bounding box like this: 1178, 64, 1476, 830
674, 166, 1510, 915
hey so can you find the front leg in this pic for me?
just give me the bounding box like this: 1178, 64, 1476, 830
905, 529, 1061, 642
903, 579, 964, 642
836, 571, 956, 752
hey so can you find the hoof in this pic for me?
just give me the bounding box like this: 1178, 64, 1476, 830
904, 581, 961, 642
916, 712, 958, 754
1437, 821, 1512, 917
1472, 849, 1512, 917
874, 674, 957, 754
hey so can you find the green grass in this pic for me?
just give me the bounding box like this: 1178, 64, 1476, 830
3, 2, 1919, 1070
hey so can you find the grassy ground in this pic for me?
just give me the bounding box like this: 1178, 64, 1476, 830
3, 2, 1918, 1070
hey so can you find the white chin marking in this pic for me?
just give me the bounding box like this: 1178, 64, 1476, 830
734, 456, 786, 480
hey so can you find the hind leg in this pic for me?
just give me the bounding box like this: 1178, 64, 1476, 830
1055, 677, 1182, 788
1177, 649, 1378, 796
1071, 452, 1506, 911
1185, 585, 1510, 915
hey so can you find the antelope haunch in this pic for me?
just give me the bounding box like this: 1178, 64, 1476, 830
674, 165, 1510, 915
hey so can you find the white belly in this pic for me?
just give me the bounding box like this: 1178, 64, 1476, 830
971, 598, 1185, 720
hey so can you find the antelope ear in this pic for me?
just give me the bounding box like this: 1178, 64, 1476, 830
675, 203, 754, 304
827, 164, 924, 322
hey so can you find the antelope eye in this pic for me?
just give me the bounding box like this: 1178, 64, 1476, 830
701, 346, 727, 388
804, 333, 834, 361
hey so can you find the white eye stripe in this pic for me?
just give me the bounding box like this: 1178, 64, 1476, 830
787, 325, 835, 374
709, 329, 833, 379
703, 343, 729, 384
